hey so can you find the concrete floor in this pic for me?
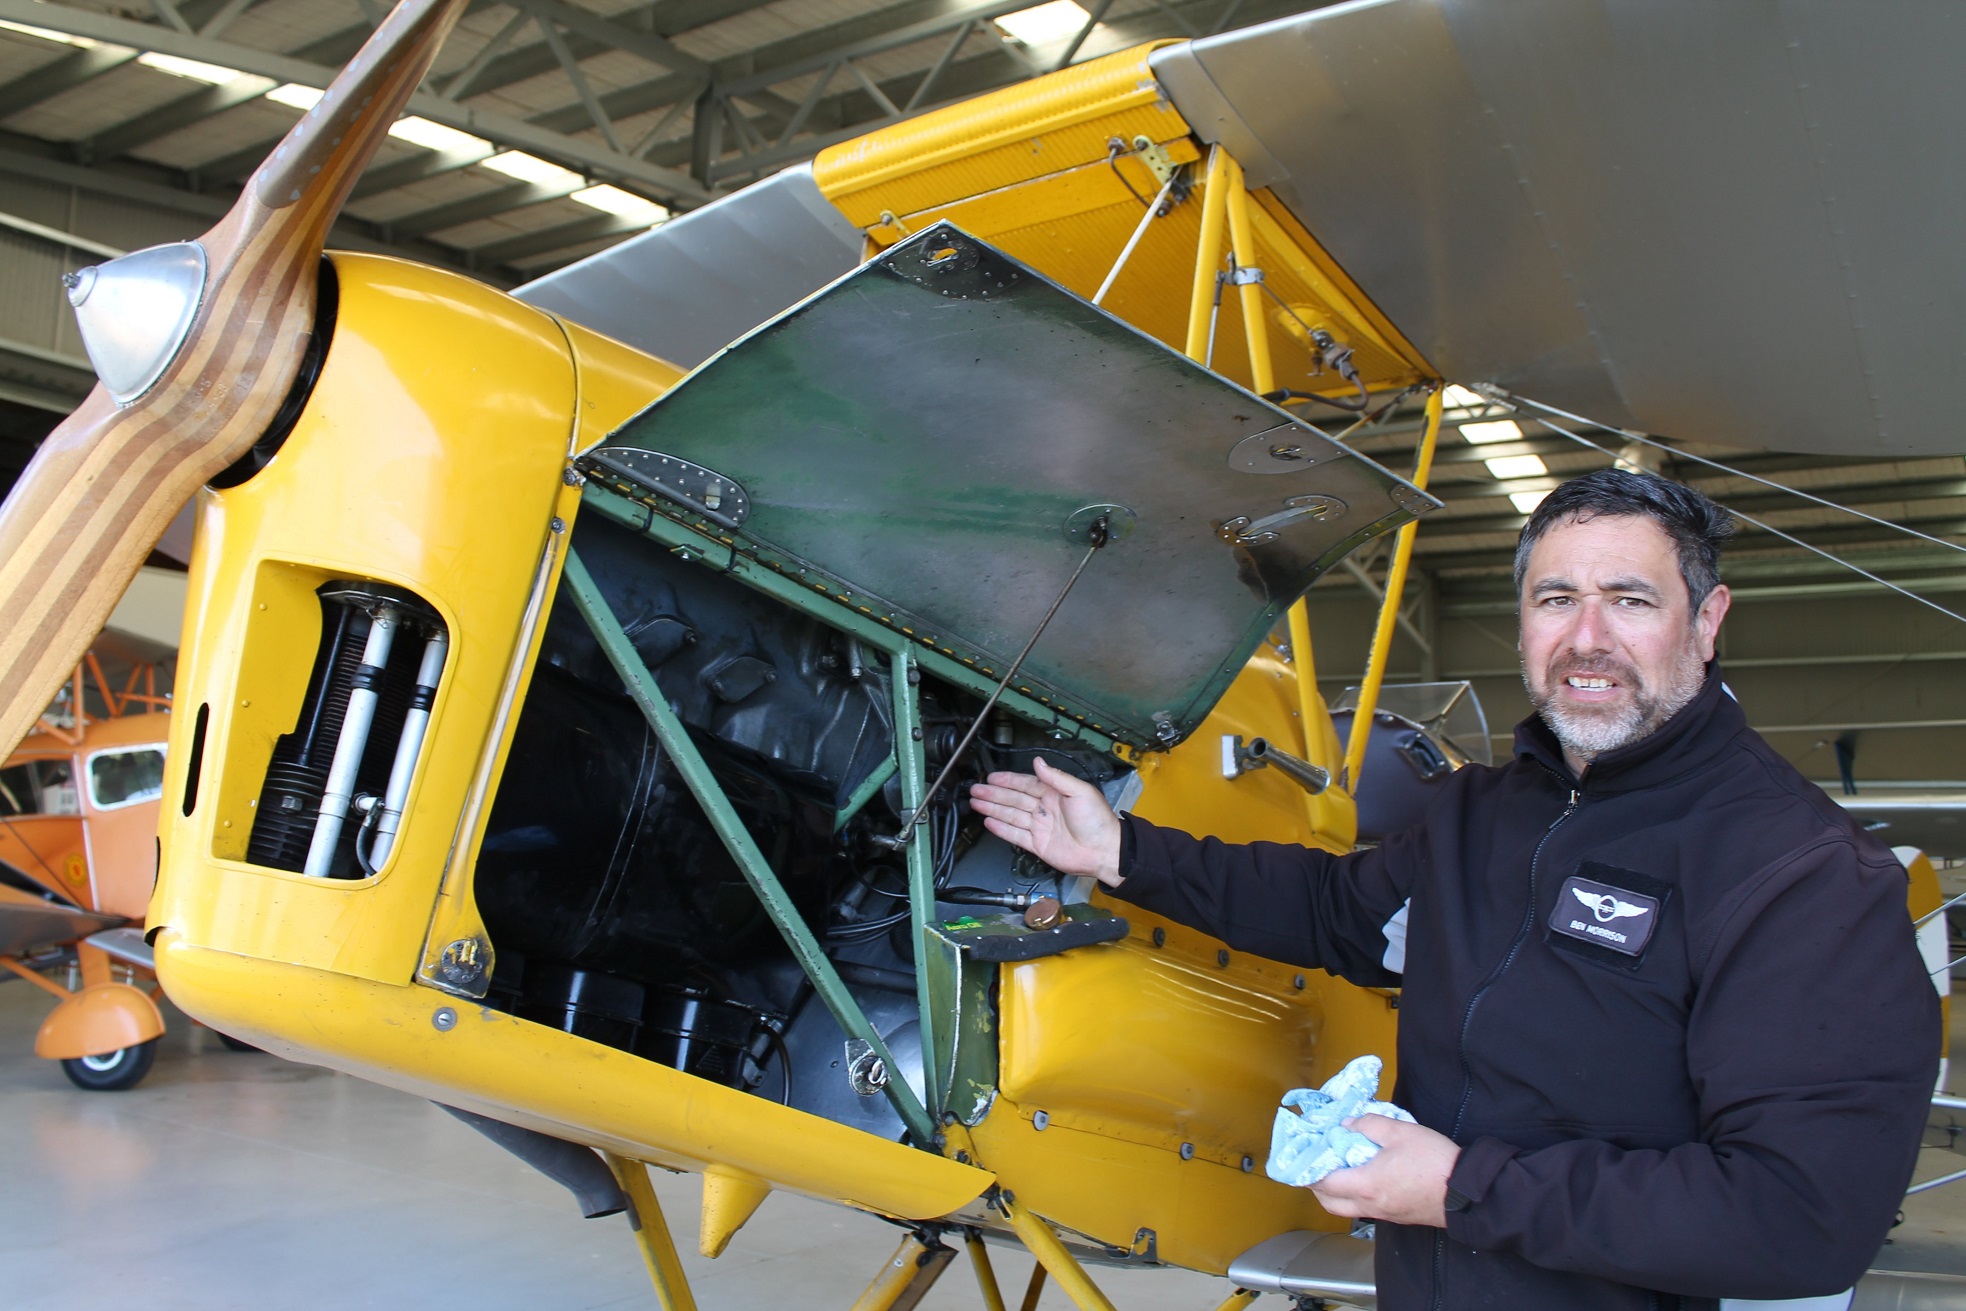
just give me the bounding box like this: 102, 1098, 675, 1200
5, 978, 1966, 1310
0, 982, 1226, 1310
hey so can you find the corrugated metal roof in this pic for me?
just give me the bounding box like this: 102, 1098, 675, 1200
0, 0, 1314, 278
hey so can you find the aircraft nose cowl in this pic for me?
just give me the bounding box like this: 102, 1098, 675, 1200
63, 241, 208, 405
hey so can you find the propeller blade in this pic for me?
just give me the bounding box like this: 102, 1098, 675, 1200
0, 0, 468, 758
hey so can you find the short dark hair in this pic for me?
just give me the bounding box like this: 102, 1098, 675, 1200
1513, 469, 1735, 609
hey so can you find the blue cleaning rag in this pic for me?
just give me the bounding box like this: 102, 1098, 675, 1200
1265, 1054, 1415, 1188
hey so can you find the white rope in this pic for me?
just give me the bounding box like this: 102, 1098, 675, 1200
1526, 410, 1966, 628
1504, 391, 1966, 558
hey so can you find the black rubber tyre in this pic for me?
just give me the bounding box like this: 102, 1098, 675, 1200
216, 1032, 258, 1053
60, 1038, 158, 1091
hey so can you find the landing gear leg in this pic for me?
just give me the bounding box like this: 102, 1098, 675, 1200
604, 1152, 698, 1311
850, 1230, 956, 1311
997, 1191, 1119, 1311
1019, 1263, 1047, 1311
965, 1227, 1008, 1311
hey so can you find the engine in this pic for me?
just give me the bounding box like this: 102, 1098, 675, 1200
470, 512, 1121, 1137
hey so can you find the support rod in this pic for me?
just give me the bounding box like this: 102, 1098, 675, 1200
1341, 385, 1443, 791
1184, 144, 1231, 362
1340, 558, 1433, 653
604, 1152, 699, 1311
896, 518, 1108, 850
1222, 155, 1273, 394
1907, 1166, 1966, 1197
967, 1229, 1009, 1311
833, 755, 898, 833
889, 647, 943, 1114
850, 1232, 957, 1311
1093, 168, 1177, 306
1285, 601, 1345, 840
0, 955, 73, 999
999, 1193, 1119, 1311
563, 549, 936, 1145
1018, 1264, 1047, 1311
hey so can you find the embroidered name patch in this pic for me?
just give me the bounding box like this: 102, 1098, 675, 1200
1547, 861, 1670, 965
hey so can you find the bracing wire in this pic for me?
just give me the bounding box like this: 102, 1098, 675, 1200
1506, 392, 1966, 559
1525, 409, 1966, 628
1093, 168, 1178, 306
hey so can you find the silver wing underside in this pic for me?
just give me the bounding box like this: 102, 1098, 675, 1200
523, 1, 1965, 458
514, 164, 862, 371
1153, 0, 1966, 457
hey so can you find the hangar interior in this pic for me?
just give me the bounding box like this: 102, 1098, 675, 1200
1, 1, 1964, 1308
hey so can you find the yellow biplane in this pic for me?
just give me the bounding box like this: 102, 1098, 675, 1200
0, 1, 1955, 1306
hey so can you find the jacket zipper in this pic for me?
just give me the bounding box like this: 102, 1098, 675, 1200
1430, 773, 1580, 1311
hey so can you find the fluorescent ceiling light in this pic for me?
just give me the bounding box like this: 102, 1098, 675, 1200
994, 0, 1094, 44
1484, 453, 1548, 480
571, 185, 667, 223
265, 84, 323, 110
1460, 419, 1522, 445
0, 19, 96, 47
1442, 384, 1488, 410
481, 151, 583, 188
139, 51, 242, 84
1511, 490, 1550, 515
390, 116, 489, 154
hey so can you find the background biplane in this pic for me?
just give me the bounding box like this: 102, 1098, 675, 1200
0, 642, 180, 1090
0, 0, 1961, 1306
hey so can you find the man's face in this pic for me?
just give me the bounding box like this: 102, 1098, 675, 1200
1518, 513, 1730, 770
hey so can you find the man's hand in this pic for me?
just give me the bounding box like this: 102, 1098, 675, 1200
1310, 1116, 1462, 1229
967, 758, 1124, 886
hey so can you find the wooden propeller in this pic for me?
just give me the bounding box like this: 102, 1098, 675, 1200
0, 0, 467, 759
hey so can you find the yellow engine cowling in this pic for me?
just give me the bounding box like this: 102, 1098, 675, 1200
149, 252, 990, 1223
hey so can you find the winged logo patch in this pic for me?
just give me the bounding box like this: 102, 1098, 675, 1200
1572, 886, 1651, 924
1549, 867, 1666, 960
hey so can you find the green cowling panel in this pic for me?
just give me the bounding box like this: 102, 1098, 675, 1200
601, 224, 1436, 749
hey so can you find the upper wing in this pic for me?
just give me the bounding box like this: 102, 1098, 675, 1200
1148, 0, 1964, 457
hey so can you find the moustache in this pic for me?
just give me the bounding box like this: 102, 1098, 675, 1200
1542, 655, 1645, 691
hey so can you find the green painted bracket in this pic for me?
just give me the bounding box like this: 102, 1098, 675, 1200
561, 547, 938, 1146
921, 923, 999, 1127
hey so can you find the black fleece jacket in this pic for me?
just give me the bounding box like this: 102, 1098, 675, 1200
1115, 670, 1938, 1310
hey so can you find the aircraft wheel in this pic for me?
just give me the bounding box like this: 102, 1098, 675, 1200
60, 1038, 158, 1091
216, 1033, 258, 1053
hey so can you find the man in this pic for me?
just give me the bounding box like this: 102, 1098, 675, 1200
970, 469, 1937, 1310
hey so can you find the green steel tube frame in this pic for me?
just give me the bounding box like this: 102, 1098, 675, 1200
562, 546, 937, 1145
887, 646, 942, 1114
833, 756, 897, 833
578, 484, 1118, 754
568, 482, 1121, 1148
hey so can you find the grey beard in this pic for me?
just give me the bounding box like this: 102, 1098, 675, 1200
1526, 647, 1707, 765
